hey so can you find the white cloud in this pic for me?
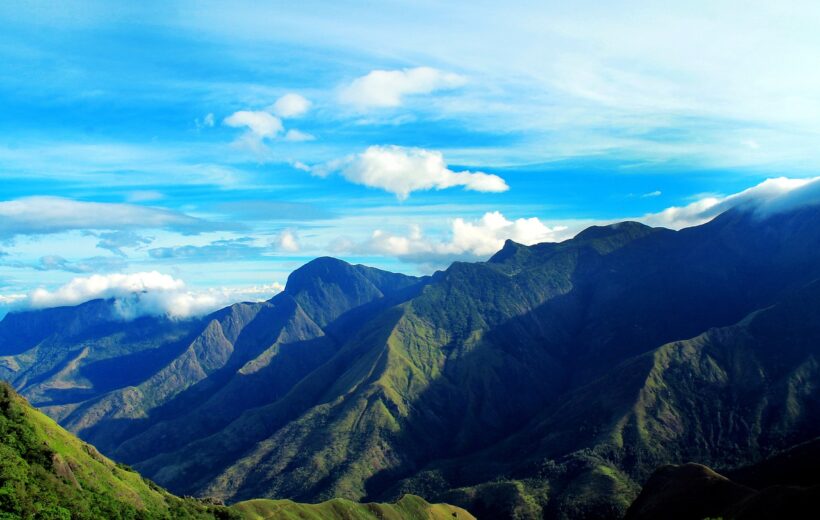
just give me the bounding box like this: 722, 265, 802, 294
316, 145, 508, 200
270, 93, 311, 118
223, 110, 283, 139
334, 176, 820, 264
284, 129, 315, 142
277, 230, 300, 253
0, 197, 221, 238
28, 271, 182, 308
339, 66, 467, 108
641, 190, 662, 198
338, 211, 569, 262
224, 97, 313, 152
14, 271, 283, 319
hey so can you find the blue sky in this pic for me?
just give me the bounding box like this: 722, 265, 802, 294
2, 1, 820, 316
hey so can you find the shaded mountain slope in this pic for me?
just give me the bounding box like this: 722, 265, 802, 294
394, 276, 820, 518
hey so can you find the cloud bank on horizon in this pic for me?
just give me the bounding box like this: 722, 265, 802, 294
1, 1, 820, 317
2, 176, 820, 318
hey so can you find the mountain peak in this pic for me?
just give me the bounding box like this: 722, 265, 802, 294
282, 256, 420, 327
283, 256, 354, 294
487, 239, 527, 264
574, 220, 653, 241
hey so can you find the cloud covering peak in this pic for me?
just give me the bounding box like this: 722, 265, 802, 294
9, 271, 283, 319
641, 176, 820, 229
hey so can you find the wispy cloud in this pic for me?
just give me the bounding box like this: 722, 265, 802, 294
93, 230, 153, 257
0, 197, 231, 239
148, 238, 267, 261
1, 254, 127, 274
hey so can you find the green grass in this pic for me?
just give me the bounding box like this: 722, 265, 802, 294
0, 382, 242, 519
232, 494, 474, 520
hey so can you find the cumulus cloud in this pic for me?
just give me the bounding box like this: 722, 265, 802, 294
337, 211, 569, 262
276, 230, 300, 252
641, 176, 820, 229
0, 197, 224, 239
339, 67, 467, 108
224, 94, 314, 152
223, 110, 283, 140
315, 145, 509, 200
14, 271, 283, 319
270, 93, 311, 118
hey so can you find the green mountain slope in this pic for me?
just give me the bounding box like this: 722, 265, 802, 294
232, 495, 473, 520
0, 381, 238, 519
0, 382, 473, 520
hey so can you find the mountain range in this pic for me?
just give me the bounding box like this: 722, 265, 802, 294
2, 202, 820, 519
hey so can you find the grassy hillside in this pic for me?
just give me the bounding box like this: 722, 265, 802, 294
232, 494, 473, 520
0, 381, 237, 519
0, 381, 473, 520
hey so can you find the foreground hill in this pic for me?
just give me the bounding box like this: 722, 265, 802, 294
0, 381, 236, 519
233, 495, 474, 520
0, 382, 472, 519
3, 202, 820, 518
625, 437, 820, 519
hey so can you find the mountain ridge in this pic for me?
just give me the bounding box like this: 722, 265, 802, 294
3, 204, 820, 518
